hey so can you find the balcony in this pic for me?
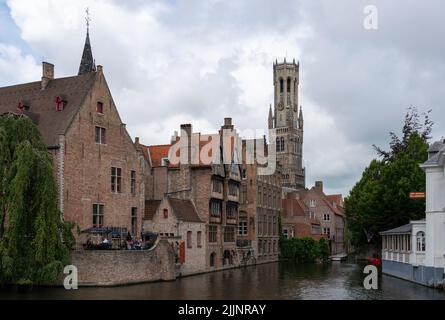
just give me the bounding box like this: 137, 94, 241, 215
227, 194, 239, 203
236, 239, 252, 248
209, 213, 221, 224
211, 190, 224, 200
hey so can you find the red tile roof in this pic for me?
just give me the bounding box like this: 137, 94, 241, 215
147, 144, 171, 167
323, 197, 344, 217
326, 194, 343, 207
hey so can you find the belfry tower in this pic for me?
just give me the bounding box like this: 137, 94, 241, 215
268, 58, 305, 189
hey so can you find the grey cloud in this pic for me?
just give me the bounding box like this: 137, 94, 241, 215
3, 0, 445, 196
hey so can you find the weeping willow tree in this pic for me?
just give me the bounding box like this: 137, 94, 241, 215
0, 114, 74, 285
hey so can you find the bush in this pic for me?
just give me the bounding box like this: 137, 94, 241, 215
280, 236, 330, 263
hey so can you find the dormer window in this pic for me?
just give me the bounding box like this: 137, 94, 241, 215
17, 100, 30, 112
55, 96, 67, 111
96, 101, 104, 113
161, 157, 169, 166
17, 101, 24, 112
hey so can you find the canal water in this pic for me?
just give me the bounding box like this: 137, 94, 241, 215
1, 261, 445, 300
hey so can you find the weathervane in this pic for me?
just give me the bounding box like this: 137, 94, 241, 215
85, 7, 91, 32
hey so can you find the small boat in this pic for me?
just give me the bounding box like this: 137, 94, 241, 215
330, 253, 348, 261
367, 257, 381, 267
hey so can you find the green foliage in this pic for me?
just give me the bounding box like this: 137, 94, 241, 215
318, 237, 330, 260
280, 236, 329, 263
0, 114, 74, 285
345, 107, 430, 247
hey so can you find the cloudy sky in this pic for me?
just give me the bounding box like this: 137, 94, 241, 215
1, 0, 444, 196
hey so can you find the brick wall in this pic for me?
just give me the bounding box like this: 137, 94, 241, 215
143, 197, 207, 275
71, 240, 176, 286
62, 71, 145, 237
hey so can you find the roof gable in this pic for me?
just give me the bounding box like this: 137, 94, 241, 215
144, 200, 161, 220
168, 197, 203, 223
0, 72, 96, 146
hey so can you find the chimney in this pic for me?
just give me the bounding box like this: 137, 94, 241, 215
171, 130, 179, 144
41, 62, 54, 90
315, 181, 323, 192
135, 137, 139, 145
180, 124, 192, 164
222, 117, 234, 130
180, 124, 192, 138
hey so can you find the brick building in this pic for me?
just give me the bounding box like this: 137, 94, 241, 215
283, 181, 346, 255
143, 196, 206, 276
141, 118, 242, 271
0, 30, 146, 239
281, 193, 324, 241
238, 138, 282, 264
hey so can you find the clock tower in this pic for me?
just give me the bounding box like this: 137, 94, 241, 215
268, 58, 305, 189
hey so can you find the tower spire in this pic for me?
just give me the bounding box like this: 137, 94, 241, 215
78, 8, 95, 75
268, 104, 274, 129
298, 105, 304, 129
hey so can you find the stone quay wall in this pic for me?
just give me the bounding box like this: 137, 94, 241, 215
71, 240, 176, 286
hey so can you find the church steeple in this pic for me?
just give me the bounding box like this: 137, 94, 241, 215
78, 8, 95, 75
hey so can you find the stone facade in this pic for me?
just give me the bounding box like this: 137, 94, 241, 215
268, 59, 305, 190
239, 139, 282, 264
71, 239, 176, 286
142, 118, 242, 271
143, 196, 206, 276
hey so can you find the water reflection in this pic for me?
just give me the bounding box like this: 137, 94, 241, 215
1, 262, 444, 300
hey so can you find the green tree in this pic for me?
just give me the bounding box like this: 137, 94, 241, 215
280, 236, 329, 263
318, 237, 330, 261
345, 107, 430, 247
0, 114, 74, 285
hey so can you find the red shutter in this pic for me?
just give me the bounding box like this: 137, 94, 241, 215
179, 242, 185, 264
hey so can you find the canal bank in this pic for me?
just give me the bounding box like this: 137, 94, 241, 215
1, 261, 445, 300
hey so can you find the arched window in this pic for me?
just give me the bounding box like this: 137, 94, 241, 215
280, 137, 285, 152
210, 252, 216, 267
279, 78, 284, 93
287, 78, 291, 93
416, 231, 425, 252
223, 250, 232, 265
276, 137, 280, 152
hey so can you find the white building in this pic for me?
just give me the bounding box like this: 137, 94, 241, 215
380, 139, 445, 287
